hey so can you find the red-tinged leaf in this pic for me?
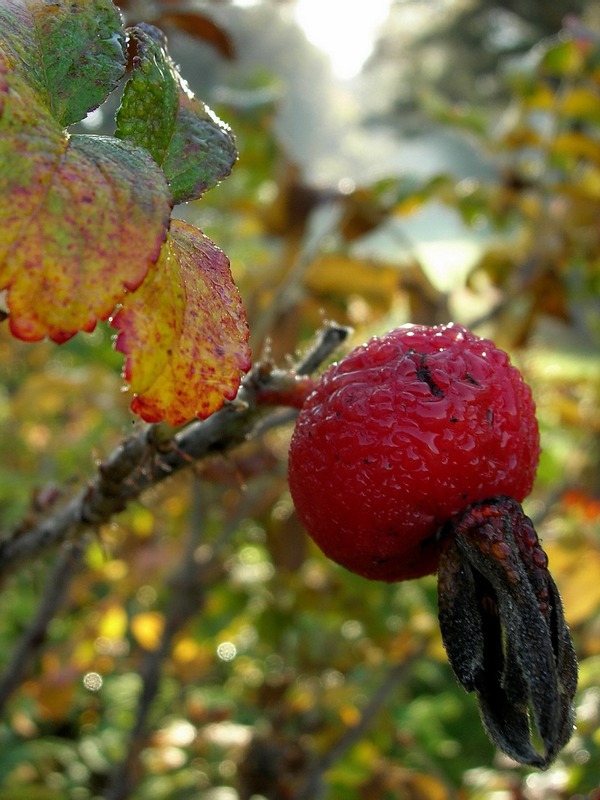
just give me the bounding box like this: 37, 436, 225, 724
116, 24, 237, 205
0, 55, 171, 342
112, 219, 251, 425
0, 0, 126, 127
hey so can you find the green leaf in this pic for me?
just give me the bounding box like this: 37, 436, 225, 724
162, 93, 237, 204
540, 37, 585, 77
0, 0, 126, 127
114, 25, 179, 166
116, 23, 237, 205
0, 54, 171, 342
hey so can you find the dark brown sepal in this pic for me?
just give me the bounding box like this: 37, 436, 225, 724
437, 496, 578, 768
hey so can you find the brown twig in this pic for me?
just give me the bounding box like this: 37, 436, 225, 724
103, 483, 213, 800
103, 480, 265, 800
295, 644, 426, 800
0, 322, 350, 581
0, 541, 85, 714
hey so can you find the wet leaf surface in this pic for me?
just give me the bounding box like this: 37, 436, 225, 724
0, 53, 171, 341
0, 0, 126, 126
112, 219, 251, 425
116, 24, 237, 205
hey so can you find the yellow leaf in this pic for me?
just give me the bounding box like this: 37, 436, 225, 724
131, 611, 165, 650
72, 639, 96, 669
552, 131, 600, 166
305, 255, 397, 309
173, 637, 202, 663
394, 770, 449, 800
98, 604, 128, 640
545, 542, 600, 626
128, 505, 155, 538
561, 86, 600, 119
526, 83, 557, 110
113, 220, 251, 425
103, 559, 129, 582
339, 704, 361, 727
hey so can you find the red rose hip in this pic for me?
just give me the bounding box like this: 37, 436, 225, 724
288, 322, 540, 581
289, 322, 577, 768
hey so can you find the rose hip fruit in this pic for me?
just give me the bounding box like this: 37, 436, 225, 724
288, 322, 577, 768
288, 322, 540, 581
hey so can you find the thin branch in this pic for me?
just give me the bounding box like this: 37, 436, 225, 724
103, 486, 212, 800
0, 323, 350, 581
295, 645, 426, 800
0, 541, 85, 714
103, 481, 264, 800
294, 320, 352, 376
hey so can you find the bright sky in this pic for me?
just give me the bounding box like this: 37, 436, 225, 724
232, 0, 392, 80
292, 0, 392, 79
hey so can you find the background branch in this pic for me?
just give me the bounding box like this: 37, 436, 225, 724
0, 541, 85, 714
103, 480, 265, 800
295, 645, 427, 800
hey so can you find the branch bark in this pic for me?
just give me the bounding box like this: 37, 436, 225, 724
0, 322, 350, 580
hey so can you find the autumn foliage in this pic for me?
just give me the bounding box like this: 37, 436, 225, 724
1, 2, 600, 800
0, 1, 250, 424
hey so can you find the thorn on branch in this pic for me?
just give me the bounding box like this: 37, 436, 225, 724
81, 434, 148, 523
295, 321, 353, 376
250, 321, 352, 409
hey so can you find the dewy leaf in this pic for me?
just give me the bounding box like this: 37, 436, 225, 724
0, 54, 171, 342
114, 25, 179, 167
0, 0, 126, 127
112, 219, 251, 426
116, 24, 237, 205
161, 92, 237, 205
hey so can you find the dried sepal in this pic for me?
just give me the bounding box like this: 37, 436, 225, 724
437, 496, 577, 768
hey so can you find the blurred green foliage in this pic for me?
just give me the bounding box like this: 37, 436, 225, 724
1, 6, 600, 800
